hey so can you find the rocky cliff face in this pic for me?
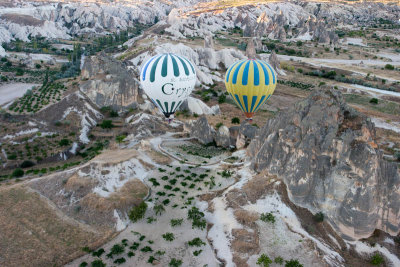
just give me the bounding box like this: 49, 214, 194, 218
80, 54, 139, 110
248, 89, 400, 240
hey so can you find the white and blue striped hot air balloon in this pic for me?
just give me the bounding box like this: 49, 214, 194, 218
140, 53, 197, 120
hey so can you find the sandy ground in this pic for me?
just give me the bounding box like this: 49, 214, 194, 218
0, 83, 38, 107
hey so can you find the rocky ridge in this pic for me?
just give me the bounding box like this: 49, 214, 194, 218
80, 53, 139, 110
248, 89, 400, 240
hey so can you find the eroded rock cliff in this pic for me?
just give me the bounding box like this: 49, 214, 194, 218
248, 89, 400, 240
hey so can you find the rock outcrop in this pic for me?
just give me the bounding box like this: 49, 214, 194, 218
185, 116, 257, 149
179, 97, 220, 116
248, 89, 400, 240
80, 54, 139, 110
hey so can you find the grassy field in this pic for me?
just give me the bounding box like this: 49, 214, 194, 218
344, 94, 400, 116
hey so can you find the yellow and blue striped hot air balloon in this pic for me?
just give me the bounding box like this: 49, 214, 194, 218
225, 59, 277, 120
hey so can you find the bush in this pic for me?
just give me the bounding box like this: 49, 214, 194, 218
285, 259, 303, 267
231, 117, 240, 124
275, 257, 284, 265
110, 110, 119, 117
79, 262, 88, 267
100, 120, 114, 129
7, 153, 17, 160
92, 248, 105, 257
313, 212, 324, 223
90, 259, 106, 267
260, 212, 275, 223
369, 98, 379, 104
110, 244, 125, 255
162, 232, 175, 242
385, 64, 395, 70
59, 138, 70, 146
188, 237, 206, 247
395, 152, 400, 161
169, 258, 183, 267
216, 122, 224, 129
113, 258, 126, 264
370, 253, 385, 266
12, 168, 24, 178
170, 218, 183, 227
15, 68, 24, 76
115, 135, 126, 144
154, 204, 165, 216
20, 160, 35, 168
257, 254, 273, 267
218, 94, 226, 103
129, 201, 147, 222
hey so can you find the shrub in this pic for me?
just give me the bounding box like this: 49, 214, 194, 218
170, 218, 183, 227
12, 168, 24, 178
115, 135, 126, 144
15, 68, 24, 76
395, 152, 400, 161
275, 257, 284, 265
110, 110, 119, 117
154, 204, 165, 216
90, 259, 106, 267
218, 94, 226, 103
369, 98, 379, 104
92, 248, 105, 257
7, 153, 17, 160
169, 258, 183, 267
285, 259, 303, 267
193, 250, 202, 256
188, 237, 206, 247
100, 120, 114, 129
385, 64, 395, 70
110, 244, 125, 255
79, 262, 88, 267
113, 258, 126, 264
370, 253, 385, 266
260, 212, 275, 223
129, 201, 147, 222
148, 256, 156, 264
313, 212, 324, 223
231, 117, 240, 124
257, 254, 273, 267
127, 251, 135, 257
162, 232, 175, 242
59, 138, 70, 146
140, 246, 153, 252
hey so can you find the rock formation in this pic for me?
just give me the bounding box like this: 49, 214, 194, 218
80, 53, 139, 110
248, 89, 400, 240
268, 50, 280, 72
185, 117, 257, 149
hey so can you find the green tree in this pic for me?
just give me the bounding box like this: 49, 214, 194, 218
91, 259, 106, 267
285, 259, 303, 267
129, 201, 147, 222
154, 204, 165, 216
100, 120, 114, 129
370, 253, 385, 266
231, 117, 240, 124
257, 254, 273, 267
12, 168, 24, 178
116, 135, 126, 144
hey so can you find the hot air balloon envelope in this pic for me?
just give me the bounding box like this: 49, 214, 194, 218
225, 59, 277, 120
140, 53, 196, 119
